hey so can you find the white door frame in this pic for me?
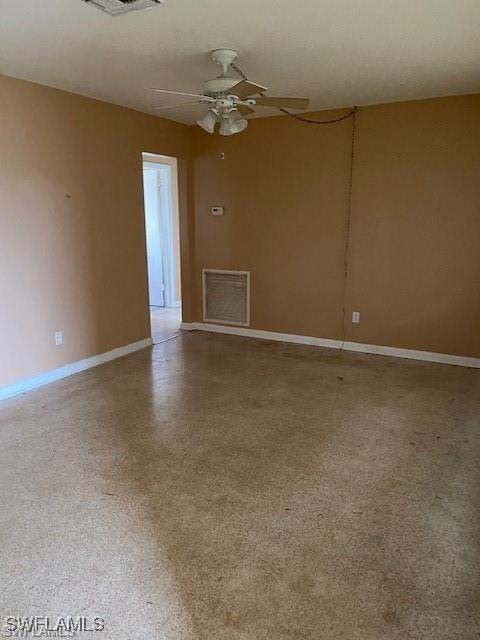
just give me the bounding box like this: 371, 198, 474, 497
156, 163, 176, 308
142, 155, 180, 309
143, 166, 165, 307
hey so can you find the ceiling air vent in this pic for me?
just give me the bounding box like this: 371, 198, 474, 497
203, 269, 250, 327
83, 0, 163, 16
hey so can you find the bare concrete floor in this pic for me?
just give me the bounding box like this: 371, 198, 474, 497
1, 332, 479, 639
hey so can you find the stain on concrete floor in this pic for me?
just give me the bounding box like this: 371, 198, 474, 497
1, 332, 479, 639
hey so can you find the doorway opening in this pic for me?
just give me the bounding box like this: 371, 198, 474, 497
142, 153, 182, 344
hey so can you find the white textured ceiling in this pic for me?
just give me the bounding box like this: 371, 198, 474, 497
0, 0, 479, 124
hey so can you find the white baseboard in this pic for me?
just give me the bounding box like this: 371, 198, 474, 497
180, 322, 480, 369
5, 323, 476, 404
181, 322, 342, 349
342, 341, 480, 368
0, 338, 153, 402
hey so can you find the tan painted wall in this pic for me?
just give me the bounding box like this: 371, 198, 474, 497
1, 74, 478, 392
0, 73, 193, 389
191, 94, 480, 358
345, 96, 480, 357
192, 110, 354, 339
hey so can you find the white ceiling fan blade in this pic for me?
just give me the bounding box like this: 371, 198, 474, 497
154, 101, 206, 111
228, 80, 268, 99
151, 88, 214, 101
254, 96, 310, 109
237, 105, 255, 116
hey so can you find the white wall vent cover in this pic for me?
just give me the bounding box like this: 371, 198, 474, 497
203, 269, 250, 327
83, 0, 163, 16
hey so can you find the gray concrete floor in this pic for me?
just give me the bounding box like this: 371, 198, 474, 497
150, 306, 183, 344
1, 331, 479, 639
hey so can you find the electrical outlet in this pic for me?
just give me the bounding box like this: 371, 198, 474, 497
54, 331, 63, 346
352, 311, 360, 324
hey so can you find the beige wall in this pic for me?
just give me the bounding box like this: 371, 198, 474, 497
0, 73, 193, 389
191, 94, 480, 358
191, 109, 353, 339
1, 74, 478, 392
346, 96, 480, 357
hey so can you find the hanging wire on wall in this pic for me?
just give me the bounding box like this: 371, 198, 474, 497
341, 107, 358, 345
233, 64, 359, 345
278, 105, 357, 124
279, 104, 359, 346
278, 105, 359, 345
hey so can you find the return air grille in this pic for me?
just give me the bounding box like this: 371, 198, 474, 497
83, 0, 163, 16
203, 270, 250, 326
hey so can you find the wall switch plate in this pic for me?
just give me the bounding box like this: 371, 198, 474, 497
352, 311, 360, 324
211, 206, 224, 216
54, 331, 63, 346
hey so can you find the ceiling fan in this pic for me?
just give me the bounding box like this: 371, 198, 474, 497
151, 49, 310, 136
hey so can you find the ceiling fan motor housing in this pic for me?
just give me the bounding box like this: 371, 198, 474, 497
203, 76, 241, 96
203, 49, 242, 97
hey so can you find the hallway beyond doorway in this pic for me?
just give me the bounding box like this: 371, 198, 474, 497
150, 306, 183, 343
143, 153, 182, 333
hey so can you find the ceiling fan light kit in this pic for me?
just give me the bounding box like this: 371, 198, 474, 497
197, 110, 217, 134
197, 106, 249, 136
220, 110, 249, 136
152, 48, 311, 136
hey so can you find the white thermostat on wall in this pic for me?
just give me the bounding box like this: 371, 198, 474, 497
211, 206, 224, 216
